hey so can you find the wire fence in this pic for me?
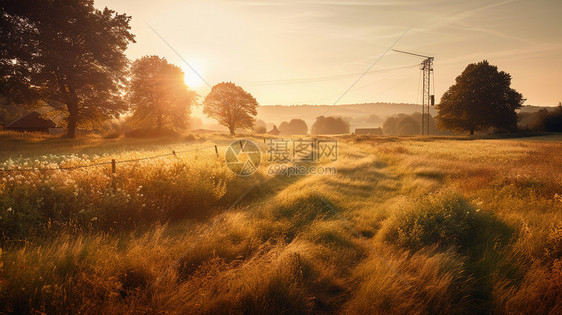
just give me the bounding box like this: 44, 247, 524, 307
0, 144, 223, 173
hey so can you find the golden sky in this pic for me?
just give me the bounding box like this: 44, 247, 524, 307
96, 0, 562, 107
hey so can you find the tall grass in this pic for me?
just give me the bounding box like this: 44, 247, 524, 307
0, 135, 561, 313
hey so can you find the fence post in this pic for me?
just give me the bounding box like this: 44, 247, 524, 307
172, 150, 176, 157
215, 145, 219, 158
111, 159, 116, 190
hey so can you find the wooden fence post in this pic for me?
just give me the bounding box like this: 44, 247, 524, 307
172, 150, 176, 157
111, 159, 116, 190
215, 145, 219, 158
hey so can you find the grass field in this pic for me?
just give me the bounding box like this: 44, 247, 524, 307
0, 132, 561, 314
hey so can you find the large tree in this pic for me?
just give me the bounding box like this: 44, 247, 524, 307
0, 0, 135, 137
203, 82, 259, 135
128, 56, 197, 130
436, 60, 524, 135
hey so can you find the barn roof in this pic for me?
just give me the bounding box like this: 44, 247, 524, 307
6, 111, 57, 129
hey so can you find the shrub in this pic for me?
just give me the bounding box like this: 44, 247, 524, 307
381, 191, 484, 251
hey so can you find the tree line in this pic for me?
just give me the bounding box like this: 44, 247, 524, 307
0, 1, 260, 137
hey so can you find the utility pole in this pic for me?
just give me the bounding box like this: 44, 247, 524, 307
392, 49, 434, 135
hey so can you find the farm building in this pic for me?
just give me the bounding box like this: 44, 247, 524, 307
5, 111, 59, 133
354, 127, 382, 135
267, 125, 280, 135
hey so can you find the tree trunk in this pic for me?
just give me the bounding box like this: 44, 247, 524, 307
157, 113, 163, 130
469, 128, 474, 135
65, 89, 79, 138
229, 125, 235, 136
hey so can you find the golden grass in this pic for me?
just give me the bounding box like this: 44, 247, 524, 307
0, 134, 561, 313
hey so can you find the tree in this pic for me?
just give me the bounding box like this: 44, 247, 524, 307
0, 0, 135, 137
127, 56, 197, 130
310, 116, 349, 135
203, 82, 259, 135
436, 60, 524, 135
278, 119, 308, 135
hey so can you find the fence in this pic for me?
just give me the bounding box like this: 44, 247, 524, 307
0, 144, 223, 173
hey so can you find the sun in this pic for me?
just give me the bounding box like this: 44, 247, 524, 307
182, 60, 206, 89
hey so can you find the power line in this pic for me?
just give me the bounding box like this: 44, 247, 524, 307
242, 64, 419, 86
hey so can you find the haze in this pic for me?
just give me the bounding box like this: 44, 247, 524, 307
94, 0, 562, 107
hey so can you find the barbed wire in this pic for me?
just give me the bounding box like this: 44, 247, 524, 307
0, 145, 223, 173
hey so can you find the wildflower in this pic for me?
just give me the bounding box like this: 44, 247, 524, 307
7, 207, 12, 212
90, 217, 98, 221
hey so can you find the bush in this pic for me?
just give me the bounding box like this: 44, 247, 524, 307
381, 191, 484, 251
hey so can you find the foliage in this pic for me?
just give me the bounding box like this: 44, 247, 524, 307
381, 192, 485, 251
278, 119, 308, 135
127, 56, 198, 130
203, 82, 259, 135
436, 60, 524, 135
0, 0, 135, 138
525, 103, 562, 132
382, 114, 420, 136
310, 116, 349, 135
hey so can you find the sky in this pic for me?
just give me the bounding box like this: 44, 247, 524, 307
95, 0, 562, 108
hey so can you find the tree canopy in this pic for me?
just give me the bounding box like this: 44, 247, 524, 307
0, 0, 135, 137
278, 119, 308, 135
310, 116, 349, 135
127, 56, 197, 130
203, 82, 259, 135
436, 60, 524, 135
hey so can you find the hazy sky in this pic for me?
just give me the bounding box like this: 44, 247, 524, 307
96, 0, 562, 107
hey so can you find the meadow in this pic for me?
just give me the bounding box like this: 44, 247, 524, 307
0, 132, 561, 314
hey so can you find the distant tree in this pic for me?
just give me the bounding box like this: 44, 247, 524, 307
529, 103, 562, 132
0, 0, 135, 137
382, 116, 398, 135
128, 56, 197, 130
254, 126, 267, 134
382, 114, 420, 136
254, 119, 267, 134
366, 114, 383, 123
278, 119, 308, 135
436, 60, 524, 135
203, 82, 259, 135
310, 116, 349, 135
397, 115, 419, 135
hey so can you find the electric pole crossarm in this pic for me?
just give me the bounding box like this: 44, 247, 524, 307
391, 49, 433, 60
